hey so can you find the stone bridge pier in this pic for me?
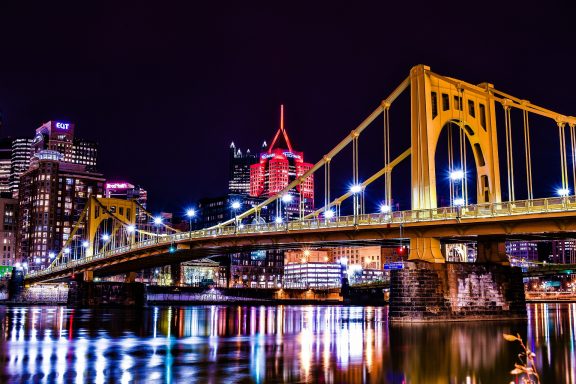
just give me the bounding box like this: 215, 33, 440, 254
389, 238, 527, 322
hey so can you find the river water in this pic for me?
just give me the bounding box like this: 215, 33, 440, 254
0, 303, 574, 383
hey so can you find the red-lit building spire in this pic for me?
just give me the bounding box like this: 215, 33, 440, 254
249, 106, 314, 209
268, 104, 293, 153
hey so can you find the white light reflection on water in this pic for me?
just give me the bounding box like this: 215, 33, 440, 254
0, 304, 575, 383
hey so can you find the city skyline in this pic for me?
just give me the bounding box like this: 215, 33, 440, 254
1, 3, 574, 214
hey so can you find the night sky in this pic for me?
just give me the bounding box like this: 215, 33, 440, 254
0, 2, 574, 217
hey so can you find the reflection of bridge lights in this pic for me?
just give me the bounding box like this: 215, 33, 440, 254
453, 198, 465, 206
324, 209, 334, 219
450, 170, 464, 181
82, 241, 89, 248
558, 188, 570, 197
102, 234, 110, 241
379, 204, 391, 213
350, 184, 362, 194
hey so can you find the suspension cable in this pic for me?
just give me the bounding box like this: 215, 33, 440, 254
522, 108, 533, 200
448, 122, 454, 205
570, 124, 576, 195
383, 103, 391, 207
324, 157, 331, 214
457, 87, 468, 205
558, 121, 569, 192
503, 102, 515, 201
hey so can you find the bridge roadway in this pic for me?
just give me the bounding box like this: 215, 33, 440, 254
25, 196, 576, 283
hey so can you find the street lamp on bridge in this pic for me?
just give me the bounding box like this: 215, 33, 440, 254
231, 201, 241, 232
186, 208, 196, 237
153, 216, 163, 242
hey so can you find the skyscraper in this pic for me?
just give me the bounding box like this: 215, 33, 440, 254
228, 142, 262, 195
249, 105, 314, 220
16, 121, 104, 272
0, 138, 12, 194
10, 138, 34, 197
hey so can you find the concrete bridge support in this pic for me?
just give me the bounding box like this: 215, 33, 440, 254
67, 281, 146, 307
389, 261, 526, 322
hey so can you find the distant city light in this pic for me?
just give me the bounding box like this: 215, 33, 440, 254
186, 209, 196, 218
275, 217, 283, 224
558, 188, 570, 197
380, 204, 391, 213
350, 184, 362, 194
154, 217, 163, 225
450, 170, 464, 181
453, 198, 465, 206
324, 209, 335, 219
282, 194, 293, 203
231, 201, 241, 210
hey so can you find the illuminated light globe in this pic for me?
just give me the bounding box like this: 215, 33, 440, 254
453, 198, 465, 206
102, 234, 110, 241
450, 170, 464, 181
350, 184, 362, 194
127, 225, 135, 233
380, 204, 391, 213
558, 188, 570, 197
186, 209, 196, 218
238, 223, 245, 229
324, 209, 335, 219
231, 201, 241, 210
275, 217, 283, 224
82, 241, 90, 248
282, 194, 293, 203
153, 217, 163, 225
48, 252, 55, 259
64, 248, 70, 254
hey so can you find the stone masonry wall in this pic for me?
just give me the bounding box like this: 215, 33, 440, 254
389, 262, 526, 322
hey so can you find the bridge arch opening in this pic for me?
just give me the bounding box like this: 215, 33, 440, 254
434, 120, 481, 207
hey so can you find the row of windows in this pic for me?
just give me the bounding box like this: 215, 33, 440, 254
430, 91, 487, 129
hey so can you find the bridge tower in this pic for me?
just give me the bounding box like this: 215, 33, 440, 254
409, 65, 502, 262
85, 197, 138, 259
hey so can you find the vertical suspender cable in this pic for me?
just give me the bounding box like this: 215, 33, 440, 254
570, 124, 576, 195
458, 89, 468, 205
448, 123, 454, 205
523, 109, 533, 200
352, 134, 359, 216
383, 104, 391, 208
558, 122, 568, 192
503, 103, 515, 201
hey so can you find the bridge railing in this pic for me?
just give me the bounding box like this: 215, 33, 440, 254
25, 195, 576, 280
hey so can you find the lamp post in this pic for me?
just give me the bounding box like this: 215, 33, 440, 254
350, 184, 362, 224
231, 201, 241, 233
186, 209, 196, 238
126, 225, 135, 249
154, 216, 162, 242
282, 193, 292, 229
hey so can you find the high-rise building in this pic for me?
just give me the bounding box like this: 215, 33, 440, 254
10, 138, 34, 197
72, 138, 98, 171
105, 181, 148, 222
32, 121, 97, 169
0, 138, 12, 194
16, 120, 104, 272
249, 105, 314, 220
228, 142, 262, 195
0, 196, 17, 266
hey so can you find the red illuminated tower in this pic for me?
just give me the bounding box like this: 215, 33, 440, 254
249, 106, 314, 220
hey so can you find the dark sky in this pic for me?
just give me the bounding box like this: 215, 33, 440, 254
0, 2, 574, 216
